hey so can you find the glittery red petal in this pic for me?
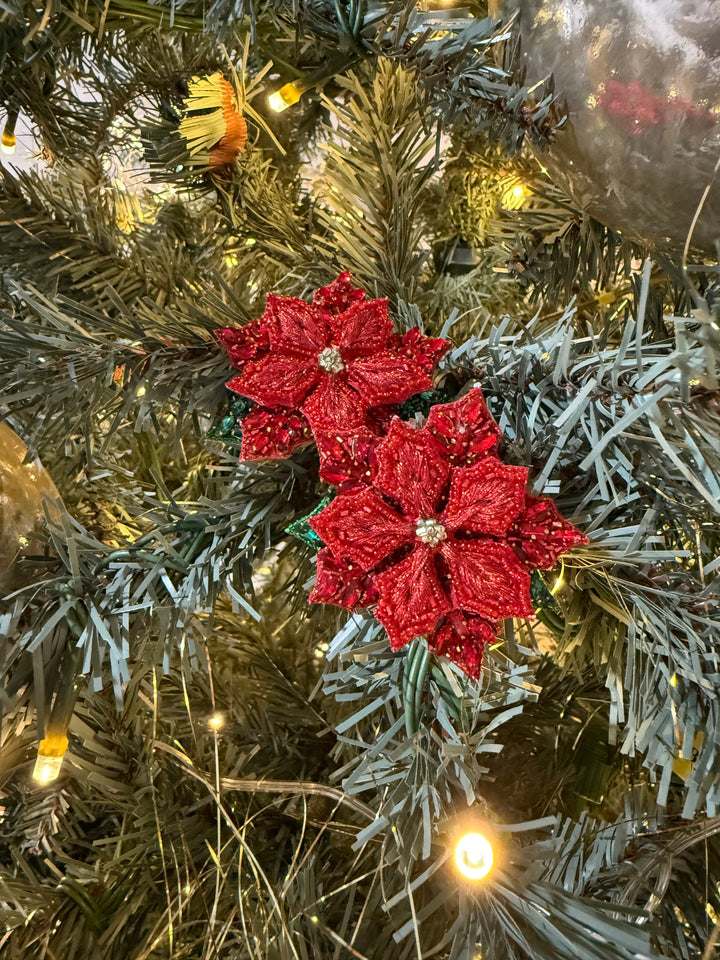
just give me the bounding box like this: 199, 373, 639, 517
401, 327, 450, 374
346, 354, 432, 407
312, 272, 366, 315
309, 547, 378, 610
313, 426, 377, 488
367, 404, 399, 433
215, 319, 270, 366
372, 418, 451, 518
440, 538, 534, 621
301, 376, 366, 431
374, 547, 451, 650
509, 494, 587, 569
239, 407, 312, 460
430, 612, 496, 679
309, 487, 412, 571
443, 458, 528, 537
330, 299, 393, 358
426, 389, 501, 465
266, 294, 329, 356
228, 354, 318, 409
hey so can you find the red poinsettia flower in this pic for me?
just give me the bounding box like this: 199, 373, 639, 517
215, 273, 449, 465
309, 391, 586, 678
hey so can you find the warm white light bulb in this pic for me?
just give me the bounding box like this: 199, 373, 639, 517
455, 832, 494, 880
269, 91, 289, 113
208, 712, 224, 730
32, 734, 68, 785
268, 82, 302, 113
37, 762, 57, 783
0, 136, 15, 155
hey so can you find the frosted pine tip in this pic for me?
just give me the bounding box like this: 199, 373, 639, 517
415, 517, 447, 546
318, 345, 345, 373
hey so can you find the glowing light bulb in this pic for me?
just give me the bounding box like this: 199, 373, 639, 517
502, 182, 532, 210
455, 832, 494, 880
0, 130, 16, 155
269, 82, 302, 113
208, 713, 224, 730
32, 734, 69, 785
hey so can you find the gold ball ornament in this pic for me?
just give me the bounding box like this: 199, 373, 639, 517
0, 422, 61, 592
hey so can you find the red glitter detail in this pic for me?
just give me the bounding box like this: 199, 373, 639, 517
430, 612, 496, 679
398, 326, 450, 374
216, 319, 270, 365
443, 458, 528, 536
310, 548, 379, 610
238, 407, 313, 460
440, 538, 533, 621
375, 547, 451, 649
508, 494, 587, 569
372, 418, 450, 517
312, 272, 366, 315
312, 425, 378, 489
216, 274, 449, 464
425, 389, 501, 465
308, 389, 586, 678
310, 487, 411, 572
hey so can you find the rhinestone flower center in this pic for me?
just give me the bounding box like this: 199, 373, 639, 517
318, 345, 345, 374
415, 517, 447, 546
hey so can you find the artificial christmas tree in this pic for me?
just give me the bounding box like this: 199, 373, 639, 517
1, 3, 719, 960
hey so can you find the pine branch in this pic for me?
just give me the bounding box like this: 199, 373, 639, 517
315, 61, 437, 303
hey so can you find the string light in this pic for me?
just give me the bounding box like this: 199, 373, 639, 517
269, 82, 303, 113
501, 181, 532, 210
268, 56, 357, 114
550, 559, 565, 596
208, 712, 225, 730
455, 832, 494, 880
0, 130, 15, 155
32, 734, 69, 785
1, 107, 18, 155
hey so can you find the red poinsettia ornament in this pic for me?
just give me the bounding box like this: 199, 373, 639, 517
215, 274, 448, 466
309, 390, 586, 678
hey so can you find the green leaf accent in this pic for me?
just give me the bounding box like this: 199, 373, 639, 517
398, 387, 453, 421
207, 394, 253, 449
285, 494, 334, 550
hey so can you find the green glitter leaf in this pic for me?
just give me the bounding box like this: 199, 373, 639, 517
285, 494, 334, 550
398, 387, 453, 421
208, 395, 254, 448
